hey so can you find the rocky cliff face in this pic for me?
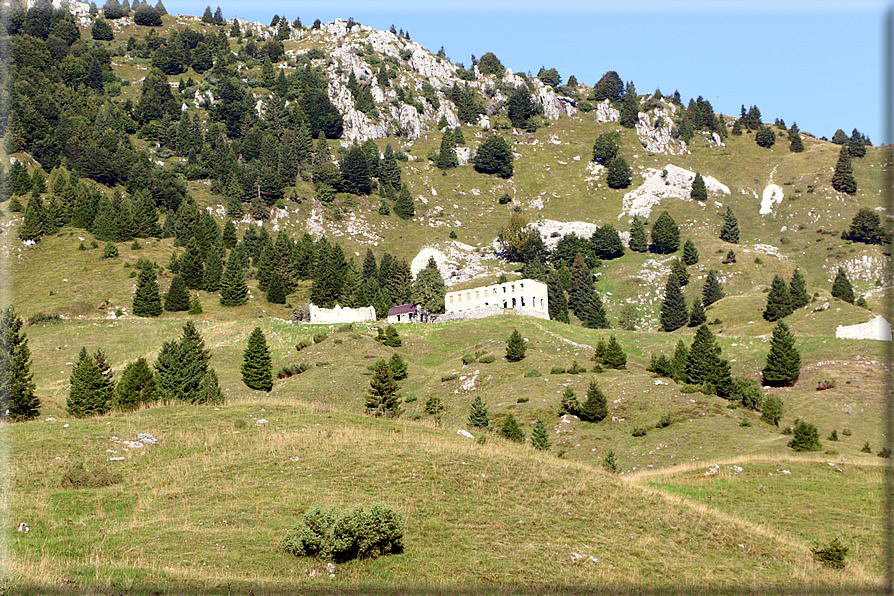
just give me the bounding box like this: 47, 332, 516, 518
635, 104, 688, 155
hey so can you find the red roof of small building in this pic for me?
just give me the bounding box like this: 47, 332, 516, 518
388, 303, 419, 316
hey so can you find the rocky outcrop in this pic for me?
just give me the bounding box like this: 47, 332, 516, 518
635, 106, 688, 155
595, 100, 619, 123
620, 164, 730, 219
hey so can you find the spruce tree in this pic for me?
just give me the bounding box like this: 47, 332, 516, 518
761, 395, 783, 426
602, 336, 627, 369
831, 146, 857, 195
592, 131, 620, 165
221, 220, 238, 249
629, 216, 648, 252
0, 307, 40, 421
530, 420, 550, 450
685, 324, 732, 396
241, 327, 273, 391
18, 197, 46, 242
671, 339, 689, 382
605, 156, 632, 189
788, 122, 805, 152
579, 380, 608, 423
720, 206, 739, 244
650, 211, 680, 254
788, 419, 821, 451
202, 245, 224, 292
847, 128, 867, 158
266, 271, 288, 304
437, 129, 458, 170
762, 321, 800, 387
178, 238, 205, 290
831, 267, 855, 303
164, 275, 190, 311
843, 208, 889, 245
660, 275, 688, 332
690, 172, 707, 202
388, 353, 408, 380
569, 255, 594, 320
505, 329, 526, 362
500, 414, 524, 442
688, 298, 706, 327
220, 250, 248, 306
412, 257, 446, 314
682, 239, 699, 265
583, 290, 609, 329
764, 275, 793, 322
393, 185, 415, 219
790, 268, 810, 310
113, 357, 158, 412
702, 270, 724, 307
133, 265, 163, 317
468, 395, 489, 429
67, 347, 108, 417
559, 386, 580, 417
671, 258, 689, 287
155, 322, 218, 404
547, 271, 570, 324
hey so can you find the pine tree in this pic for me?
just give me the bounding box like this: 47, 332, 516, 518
720, 206, 739, 243
670, 258, 689, 287
591, 224, 625, 260
788, 419, 821, 451
365, 360, 401, 418
67, 347, 109, 417
579, 380, 608, 423
762, 321, 801, 387
688, 298, 706, 327
547, 271, 570, 324
382, 325, 402, 347
500, 414, 524, 442
702, 270, 724, 307
831, 267, 855, 303
690, 172, 707, 202
155, 322, 218, 404
650, 211, 679, 254
241, 327, 273, 391
605, 156, 632, 189
202, 245, 224, 292
18, 196, 46, 242
437, 129, 458, 170
843, 208, 889, 245
847, 128, 867, 158
789, 268, 810, 310
583, 290, 609, 329
164, 275, 190, 311
219, 250, 248, 306
761, 395, 783, 426
764, 275, 793, 322
629, 216, 648, 252
412, 257, 446, 314
831, 146, 857, 195
468, 395, 489, 429
0, 307, 40, 421
178, 238, 205, 290
788, 122, 804, 152
221, 220, 238, 249
602, 336, 627, 369
133, 265, 162, 317
530, 420, 550, 450
388, 353, 408, 380
559, 386, 580, 417
569, 255, 594, 319
671, 339, 689, 382
505, 329, 526, 362
592, 131, 620, 165
686, 324, 732, 396
755, 126, 776, 148
660, 275, 688, 332
113, 357, 158, 412
618, 81, 639, 128
682, 239, 699, 265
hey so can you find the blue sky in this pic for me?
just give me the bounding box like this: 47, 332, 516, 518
163, 1, 890, 143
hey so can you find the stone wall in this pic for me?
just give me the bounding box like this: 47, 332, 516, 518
309, 304, 376, 324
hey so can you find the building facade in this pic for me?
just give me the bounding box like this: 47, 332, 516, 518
443, 279, 549, 320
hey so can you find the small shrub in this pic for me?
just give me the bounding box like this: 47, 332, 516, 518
631, 426, 648, 437
403, 393, 417, 403
498, 193, 512, 205
524, 369, 541, 378
816, 379, 836, 391
462, 354, 477, 365
478, 354, 496, 364
102, 242, 119, 259
441, 373, 458, 382
295, 340, 311, 351
336, 323, 354, 333
811, 537, 848, 570
550, 366, 567, 375
842, 428, 852, 436
828, 430, 839, 441
334, 338, 343, 344
27, 312, 62, 326
591, 364, 604, 373
878, 447, 892, 458
449, 230, 457, 239
60, 461, 120, 488
475, 434, 488, 445
602, 450, 618, 473
680, 384, 703, 394
312, 333, 327, 343
568, 360, 587, 374
861, 442, 872, 453
754, 257, 763, 265
782, 426, 793, 435
657, 411, 673, 428
516, 396, 529, 403
739, 414, 752, 427
279, 503, 404, 562
277, 363, 310, 379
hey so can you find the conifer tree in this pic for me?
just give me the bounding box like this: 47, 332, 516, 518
113, 357, 158, 412
202, 245, 224, 292
690, 172, 707, 202
842, 208, 889, 245
266, 271, 288, 304
601, 336, 627, 369
761, 395, 783, 426
178, 238, 205, 290
164, 275, 190, 311
788, 122, 804, 152
592, 131, 621, 165
505, 329, 526, 362
629, 216, 648, 252
393, 185, 415, 220
847, 128, 867, 158
720, 206, 739, 243
682, 239, 699, 265
388, 353, 408, 381
671, 339, 689, 382
133, 265, 163, 317
591, 224, 625, 260
0, 307, 40, 421
831, 146, 857, 195
382, 325, 402, 347
92, 196, 119, 241
671, 258, 690, 287
67, 347, 109, 417
660, 275, 688, 332
762, 321, 800, 387
688, 298, 706, 327
764, 275, 793, 322
569, 255, 594, 320
702, 270, 724, 307
500, 414, 524, 442
831, 267, 855, 303
530, 420, 550, 450
788, 420, 821, 451
559, 386, 581, 417
605, 156, 632, 189
437, 129, 458, 170
221, 220, 238, 249
650, 211, 679, 254
579, 380, 608, 423
18, 197, 46, 242
618, 81, 639, 128
468, 395, 489, 429
686, 324, 732, 396
155, 322, 219, 404
219, 250, 248, 306
790, 268, 810, 310
241, 327, 273, 391
583, 290, 609, 329
547, 271, 570, 324
412, 257, 446, 314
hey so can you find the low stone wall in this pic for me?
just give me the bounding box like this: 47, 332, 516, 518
835, 316, 892, 341
431, 306, 548, 324
309, 304, 376, 324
